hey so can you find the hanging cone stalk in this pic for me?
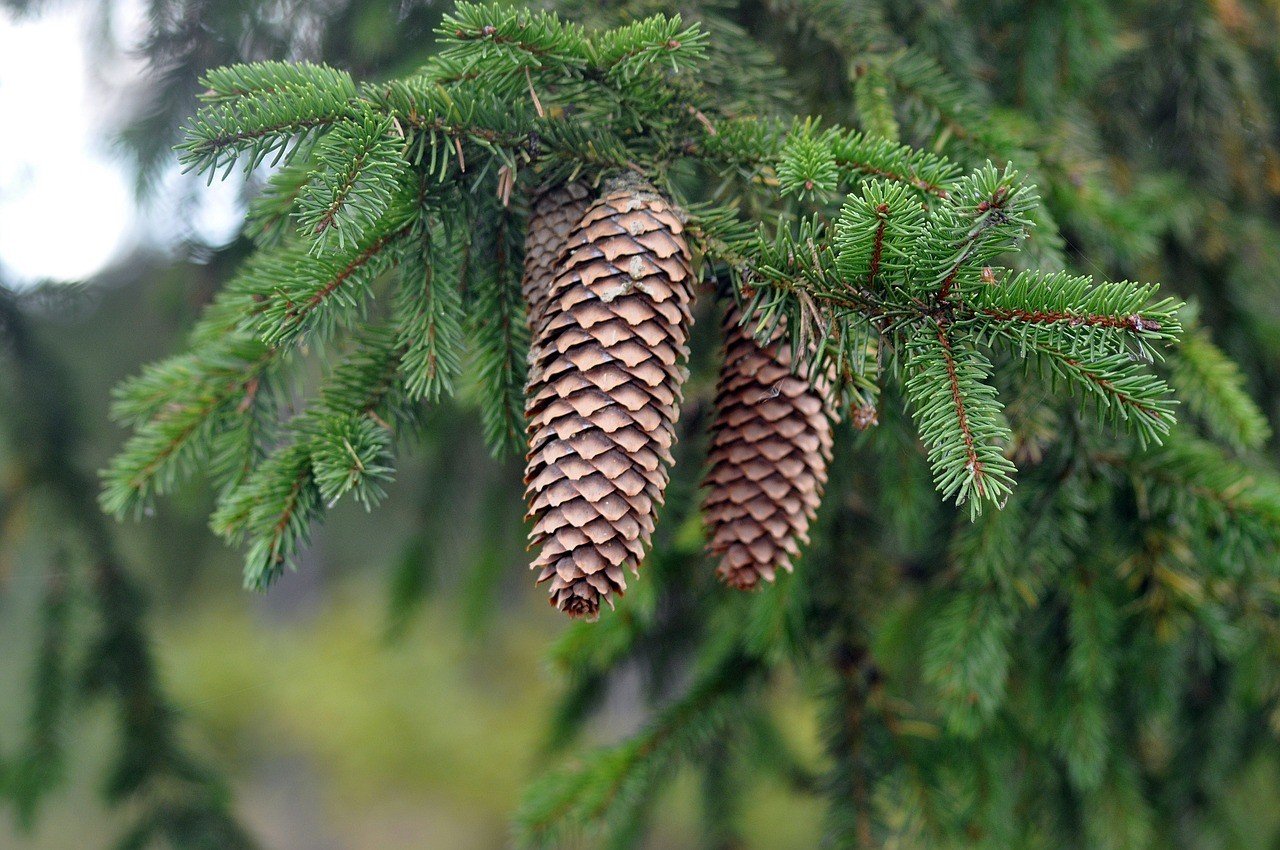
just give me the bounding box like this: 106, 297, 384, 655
702, 306, 835, 589
524, 177, 695, 619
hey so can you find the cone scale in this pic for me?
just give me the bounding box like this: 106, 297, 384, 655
522, 182, 594, 344
523, 178, 695, 619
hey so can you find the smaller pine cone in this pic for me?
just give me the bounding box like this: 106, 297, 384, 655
702, 306, 835, 589
525, 178, 695, 618
522, 182, 593, 341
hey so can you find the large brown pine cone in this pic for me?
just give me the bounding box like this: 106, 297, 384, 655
524, 178, 695, 619
702, 306, 835, 589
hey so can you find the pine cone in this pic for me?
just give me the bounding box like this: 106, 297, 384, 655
702, 306, 835, 589
525, 178, 695, 619
522, 181, 593, 341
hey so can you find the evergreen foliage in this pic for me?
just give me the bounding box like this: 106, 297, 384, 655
3, 0, 1278, 845
102, 4, 1184, 555
88, 1, 1280, 845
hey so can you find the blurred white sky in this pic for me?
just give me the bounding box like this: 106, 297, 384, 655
0, 0, 242, 285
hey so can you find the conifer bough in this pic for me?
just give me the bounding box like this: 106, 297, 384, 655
101, 2, 1183, 616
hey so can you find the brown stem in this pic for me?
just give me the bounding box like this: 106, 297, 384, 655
936, 326, 986, 497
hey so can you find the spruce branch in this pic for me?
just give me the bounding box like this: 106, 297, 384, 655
296, 112, 410, 253
1167, 313, 1270, 452
100, 332, 276, 518
371, 75, 532, 177
86, 556, 257, 850
1024, 568, 1122, 793
833, 180, 927, 292
466, 202, 528, 455
588, 15, 708, 80
108, 289, 277, 428
311, 414, 395, 508
179, 72, 358, 181
921, 588, 1013, 736
964, 270, 1181, 357
440, 2, 591, 76
702, 117, 959, 199
920, 164, 1037, 302
60, 3, 1280, 845
441, 3, 708, 105
515, 650, 765, 848
921, 496, 1037, 735
108, 350, 214, 429
1013, 339, 1175, 446
902, 323, 1016, 515
245, 159, 316, 247
853, 63, 900, 142
109, 3, 1193, 603
708, 167, 1180, 511
394, 223, 467, 402
778, 119, 840, 200
199, 61, 356, 105
100, 287, 291, 516
1123, 437, 1280, 558
245, 214, 415, 349
213, 327, 410, 589
232, 444, 321, 591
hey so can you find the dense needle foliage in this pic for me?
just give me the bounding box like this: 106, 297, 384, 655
4, 0, 1280, 847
